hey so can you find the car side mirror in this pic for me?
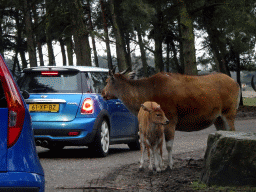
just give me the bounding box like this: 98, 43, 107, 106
21, 90, 30, 99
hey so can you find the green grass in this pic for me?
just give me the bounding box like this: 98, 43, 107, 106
243, 97, 256, 106
191, 181, 256, 191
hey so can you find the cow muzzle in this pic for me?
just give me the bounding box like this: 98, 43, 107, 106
163, 119, 169, 125
101, 90, 117, 100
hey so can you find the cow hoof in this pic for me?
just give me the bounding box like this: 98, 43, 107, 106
156, 168, 162, 173
139, 167, 144, 172
164, 166, 172, 172
148, 170, 154, 176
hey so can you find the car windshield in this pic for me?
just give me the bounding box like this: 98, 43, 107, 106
19, 71, 82, 93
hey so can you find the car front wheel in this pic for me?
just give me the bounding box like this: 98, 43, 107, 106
90, 119, 110, 157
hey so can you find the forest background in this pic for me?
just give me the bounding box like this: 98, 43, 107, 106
1, 0, 256, 93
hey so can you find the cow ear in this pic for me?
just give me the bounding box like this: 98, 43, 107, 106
141, 104, 150, 112
128, 71, 136, 79
120, 67, 130, 75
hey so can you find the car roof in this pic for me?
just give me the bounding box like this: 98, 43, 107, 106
22, 66, 109, 73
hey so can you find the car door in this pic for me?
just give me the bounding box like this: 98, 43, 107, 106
115, 101, 137, 136
0, 80, 8, 172
87, 72, 136, 137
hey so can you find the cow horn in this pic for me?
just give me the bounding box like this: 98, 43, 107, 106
109, 66, 116, 76
119, 67, 130, 75
128, 71, 136, 79
251, 75, 256, 92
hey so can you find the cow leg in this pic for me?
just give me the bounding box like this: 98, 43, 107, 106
158, 135, 164, 170
166, 139, 174, 169
214, 116, 226, 130
139, 134, 145, 170
164, 124, 175, 169
148, 147, 153, 172
153, 145, 162, 172
214, 114, 235, 131
225, 116, 235, 131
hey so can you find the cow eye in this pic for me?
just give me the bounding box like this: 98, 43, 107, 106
156, 114, 162, 117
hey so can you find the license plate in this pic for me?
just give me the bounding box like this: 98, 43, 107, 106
29, 104, 59, 112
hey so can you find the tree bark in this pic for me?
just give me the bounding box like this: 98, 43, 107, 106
59, 37, 67, 66
125, 32, 131, 70
202, 0, 230, 76
110, 0, 128, 71
66, 36, 73, 66
178, 0, 197, 75
178, 16, 184, 73
137, 25, 148, 77
87, 0, 99, 67
32, 4, 44, 66
166, 42, 170, 72
100, 0, 113, 69
70, 0, 91, 66
235, 52, 243, 106
23, 0, 37, 67
0, 11, 4, 58
20, 49, 27, 69
45, 0, 55, 66
152, 3, 164, 73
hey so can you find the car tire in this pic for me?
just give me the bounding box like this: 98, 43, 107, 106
90, 119, 110, 157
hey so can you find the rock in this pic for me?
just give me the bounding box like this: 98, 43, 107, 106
200, 131, 256, 186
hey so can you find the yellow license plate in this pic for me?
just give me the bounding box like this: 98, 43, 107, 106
29, 104, 59, 112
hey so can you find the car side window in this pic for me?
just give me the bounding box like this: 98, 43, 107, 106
0, 80, 7, 108
85, 72, 108, 94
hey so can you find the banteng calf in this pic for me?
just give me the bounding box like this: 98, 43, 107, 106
138, 101, 169, 172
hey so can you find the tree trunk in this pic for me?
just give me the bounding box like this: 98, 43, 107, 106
178, 16, 184, 73
37, 42, 44, 66
59, 37, 67, 66
235, 51, 243, 106
20, 49, 27, 69
45, 0, 55, 66
23, 0, 37, 67
0, 11, 4, 58
66, 36, 73, 66
178, 0, 197, 75
170, 37, 182, 73
13, 9, 22, 74
87, 0, 99, 67
100, 0, 113, 69
202, 0, 230, 76
125, 32, 131, 70
154, 31, 163, 73
32, 4, 44, 66
166, 43, 170, 72
70, 0, 91, 66
137, 25, 148, 77
153, 3, 164, 73
110, 0, 128, 72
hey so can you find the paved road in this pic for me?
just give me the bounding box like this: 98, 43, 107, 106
37, 119, 256, 192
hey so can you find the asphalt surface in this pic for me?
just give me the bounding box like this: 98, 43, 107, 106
37, 118, 256, 192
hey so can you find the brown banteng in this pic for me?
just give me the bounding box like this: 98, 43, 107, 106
138, 101, 169, 172
102, 68, 240, 169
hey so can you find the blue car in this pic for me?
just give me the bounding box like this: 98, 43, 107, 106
18, 66, 139, 157
0, 55, 44, 191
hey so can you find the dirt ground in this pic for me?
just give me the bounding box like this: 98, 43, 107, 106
80, 106, 256, 192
